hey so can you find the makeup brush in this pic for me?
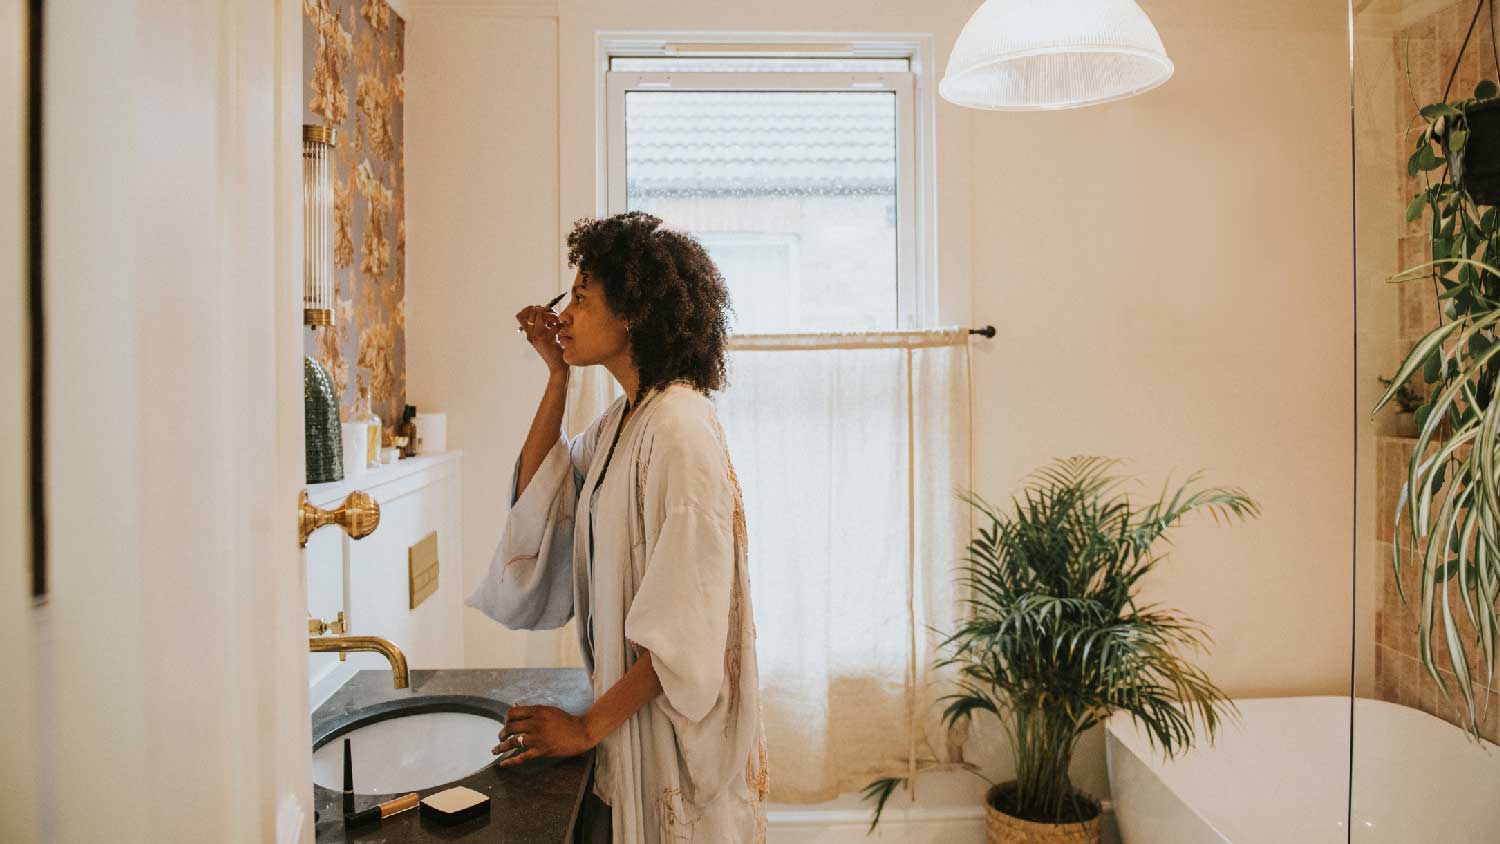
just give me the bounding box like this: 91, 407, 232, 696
345, 792, 420, 828
516, 292, 567, 333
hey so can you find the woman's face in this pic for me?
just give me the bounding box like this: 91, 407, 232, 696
557, 269, 631, 368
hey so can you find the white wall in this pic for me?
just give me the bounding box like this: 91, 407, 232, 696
406, 0, 1354, 817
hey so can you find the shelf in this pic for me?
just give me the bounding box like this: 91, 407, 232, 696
305, 450, 463, 508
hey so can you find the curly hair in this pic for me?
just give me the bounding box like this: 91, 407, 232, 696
566, 211, 733, 404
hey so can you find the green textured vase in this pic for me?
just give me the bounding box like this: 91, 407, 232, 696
304, 356, 344, 484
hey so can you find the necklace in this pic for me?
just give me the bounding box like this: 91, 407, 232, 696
584, 396, 637, 659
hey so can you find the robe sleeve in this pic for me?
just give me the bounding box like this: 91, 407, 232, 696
622, 405, 736, 724
464, 418, 602, 630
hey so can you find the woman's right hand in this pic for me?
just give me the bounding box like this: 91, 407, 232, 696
516, 305, 566, 375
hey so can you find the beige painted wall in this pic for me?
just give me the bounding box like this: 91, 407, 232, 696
969, 2, 1353, 699
407, 7, 564, 667
407, 0, 1355, 805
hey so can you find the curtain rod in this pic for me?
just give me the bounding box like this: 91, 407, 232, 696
969, 325, 995, 338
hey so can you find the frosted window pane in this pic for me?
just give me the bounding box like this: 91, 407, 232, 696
611, 57, 909, 73
625, 91, 898, 333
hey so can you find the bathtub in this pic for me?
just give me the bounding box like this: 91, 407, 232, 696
1105, 696, 1500, 844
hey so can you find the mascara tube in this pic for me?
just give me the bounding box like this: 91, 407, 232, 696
342, 739, 354, 815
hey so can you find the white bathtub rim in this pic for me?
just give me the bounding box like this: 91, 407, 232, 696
1104, 693, 1355, 771
1106, 694, 1500, 844
1104, 724, 1234, 844
1103, 694, 1355, 844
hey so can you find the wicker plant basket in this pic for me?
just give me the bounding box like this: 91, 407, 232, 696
984, 783, 1101, 844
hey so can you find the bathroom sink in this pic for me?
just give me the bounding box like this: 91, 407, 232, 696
311, 710, 503, 795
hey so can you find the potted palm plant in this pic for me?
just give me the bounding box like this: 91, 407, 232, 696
863, 456, 1259, 843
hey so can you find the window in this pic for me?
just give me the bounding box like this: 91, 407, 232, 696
593, 41, 965, 801
604, 43, 932, 332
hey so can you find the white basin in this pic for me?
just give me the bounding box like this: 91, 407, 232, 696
311, 711, 502, 795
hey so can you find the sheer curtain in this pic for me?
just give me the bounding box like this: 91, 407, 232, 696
563, 328, 974, 802
717, 327, 972, 802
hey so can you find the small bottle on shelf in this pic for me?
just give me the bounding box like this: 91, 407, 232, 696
357, 388, 382, 469
399, 404, 418, 458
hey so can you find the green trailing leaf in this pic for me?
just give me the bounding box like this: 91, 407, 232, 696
1425, 349, 1443, 383
1419, 143, 1445, 172
1408, 193, 1430, 223
859, 777, 905, 833
1373, 319, 1464, 414
1422, 103, 1464, 119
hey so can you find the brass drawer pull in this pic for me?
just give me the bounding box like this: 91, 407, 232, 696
299, 489, 380, 547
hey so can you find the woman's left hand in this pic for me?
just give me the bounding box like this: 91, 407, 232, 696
493, 705, 597, 768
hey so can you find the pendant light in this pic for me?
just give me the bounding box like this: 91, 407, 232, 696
940, 0, 1174, 111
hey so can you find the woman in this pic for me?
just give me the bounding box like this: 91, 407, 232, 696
466, 211, 769, 843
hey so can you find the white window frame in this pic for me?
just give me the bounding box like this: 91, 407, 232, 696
596, 33, 939, 330
693, 231, 802, 332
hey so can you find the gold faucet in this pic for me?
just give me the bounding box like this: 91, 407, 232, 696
309, 634, 409, 689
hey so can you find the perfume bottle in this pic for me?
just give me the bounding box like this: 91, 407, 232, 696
358, 389, 382, 469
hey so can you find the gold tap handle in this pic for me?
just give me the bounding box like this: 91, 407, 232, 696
299, 490, 380, 547
308, 611, 346, 636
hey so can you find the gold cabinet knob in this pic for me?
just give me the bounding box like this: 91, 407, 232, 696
298, 489, 380, 547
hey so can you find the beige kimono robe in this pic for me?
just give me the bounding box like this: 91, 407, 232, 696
466, 381, 769, 843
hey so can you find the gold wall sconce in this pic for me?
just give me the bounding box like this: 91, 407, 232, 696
298, 489, 379, 547
303, 124, 336, 327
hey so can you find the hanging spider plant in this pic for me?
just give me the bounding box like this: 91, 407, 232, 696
1377, 29, 1500, 733
862, 457, 1258, 835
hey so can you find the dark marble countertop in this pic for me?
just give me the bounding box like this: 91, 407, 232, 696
312, 668, 594, 844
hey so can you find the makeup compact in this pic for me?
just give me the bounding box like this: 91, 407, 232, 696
420, 785, 491, 824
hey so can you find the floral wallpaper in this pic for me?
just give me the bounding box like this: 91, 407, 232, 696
303, 0, 406, 427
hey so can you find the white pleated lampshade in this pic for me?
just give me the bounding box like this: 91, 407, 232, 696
940, 0, 1174, 111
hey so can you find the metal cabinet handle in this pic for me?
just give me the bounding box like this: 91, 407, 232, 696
298, 489, 380, 547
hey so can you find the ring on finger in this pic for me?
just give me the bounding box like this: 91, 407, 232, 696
517, 733, 525, 748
